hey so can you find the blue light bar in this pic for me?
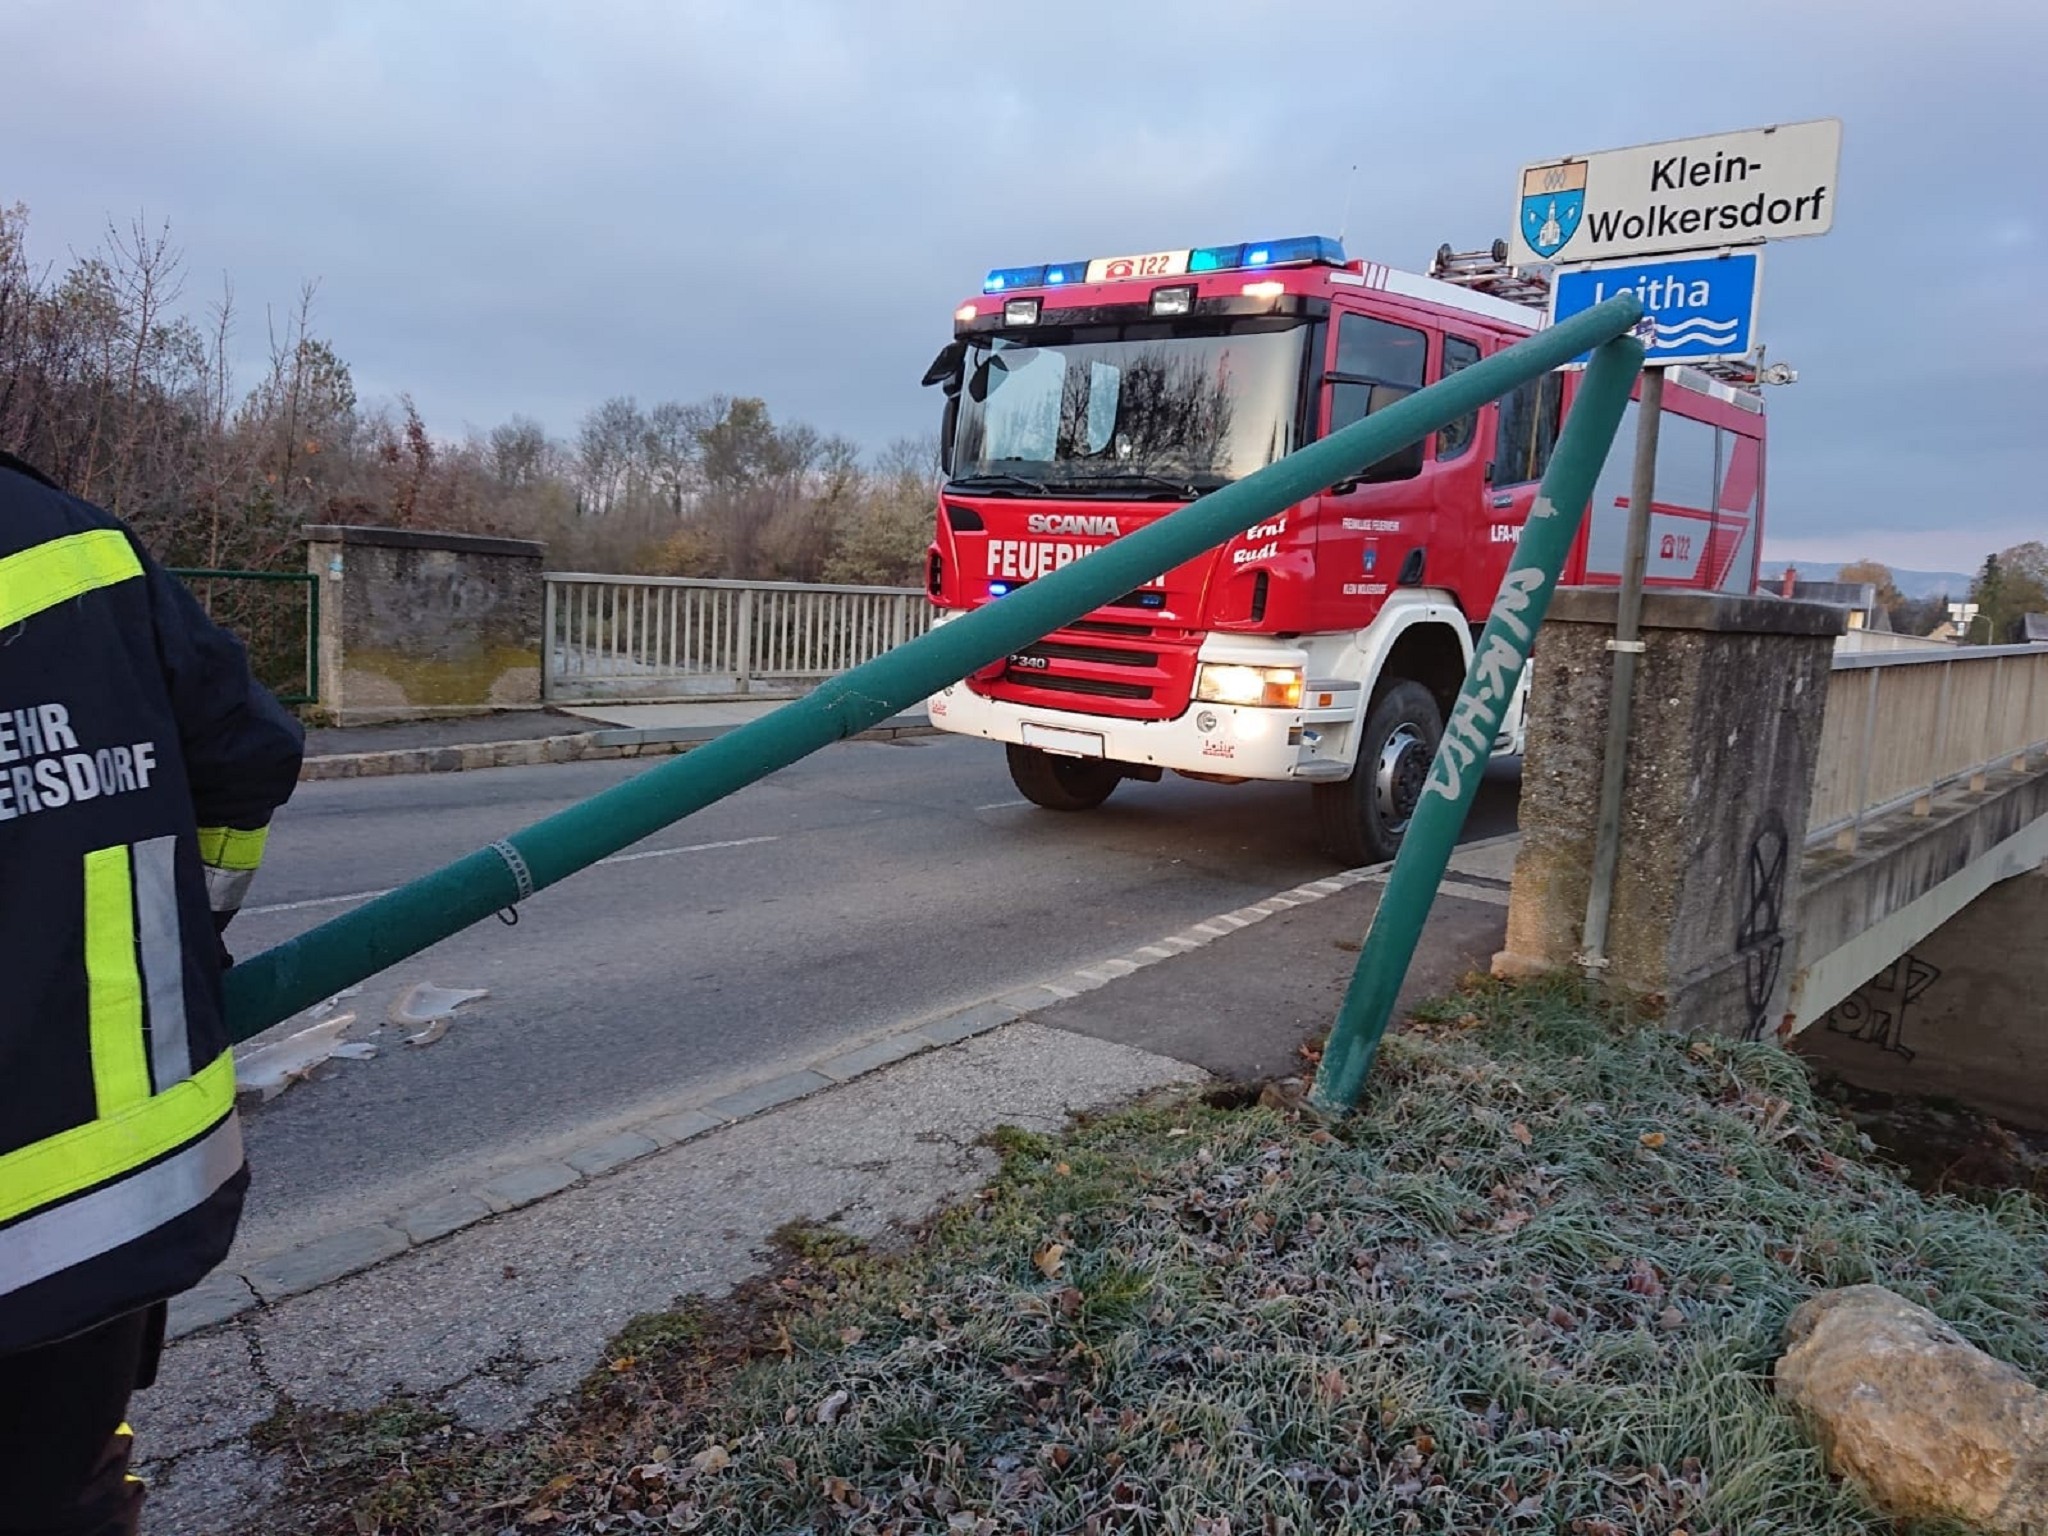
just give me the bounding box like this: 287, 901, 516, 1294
1191, 235, 1345, 274
984, 265, 1047, 293
987, 237, 1344, 294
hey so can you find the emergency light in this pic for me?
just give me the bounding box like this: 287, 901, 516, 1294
982, 235, 1344, 294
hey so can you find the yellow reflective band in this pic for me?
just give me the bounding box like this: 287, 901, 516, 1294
0, 528, 143, 629
0, 1053, 234, 1227
83, 846, 150, 1117
196, 825, 269, 873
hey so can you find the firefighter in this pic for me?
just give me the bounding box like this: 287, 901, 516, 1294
0, 449, 304, 1533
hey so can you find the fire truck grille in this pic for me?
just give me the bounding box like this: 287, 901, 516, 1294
1014, 640, 1162, 668
1001, 670, 1154, 701
1067, 620, 1154, 638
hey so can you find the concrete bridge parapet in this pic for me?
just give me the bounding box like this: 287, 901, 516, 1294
1496, 587, 1844, 1039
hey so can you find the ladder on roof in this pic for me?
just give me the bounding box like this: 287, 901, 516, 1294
1428, 241, 1552, 308
1430, 240, 1766, 394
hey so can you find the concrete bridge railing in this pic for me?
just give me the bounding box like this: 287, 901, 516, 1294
543, 573, 931, 702
1809, 644, 2048, 853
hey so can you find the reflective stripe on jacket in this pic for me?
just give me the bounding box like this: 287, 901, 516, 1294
0, 452, 303, 1353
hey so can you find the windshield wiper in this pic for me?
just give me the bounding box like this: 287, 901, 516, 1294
948, 471, 1053, 496
1055, 471, 1222, 501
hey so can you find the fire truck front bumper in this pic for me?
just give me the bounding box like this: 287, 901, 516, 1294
923, 680, 1357, 782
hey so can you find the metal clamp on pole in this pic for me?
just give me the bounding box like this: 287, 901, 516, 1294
1580, 365, 1666, 978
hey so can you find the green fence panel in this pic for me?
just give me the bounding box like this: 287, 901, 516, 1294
226, 293, 1646, 1041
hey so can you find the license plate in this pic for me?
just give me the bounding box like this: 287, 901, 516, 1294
1085, 249, 1190, 284
1021, 723, 1106, 758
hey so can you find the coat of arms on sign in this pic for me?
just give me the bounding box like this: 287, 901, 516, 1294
1520, 162, 1587, 258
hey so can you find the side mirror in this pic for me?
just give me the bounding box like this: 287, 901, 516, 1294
939, 398, 958, 475
1326, 475, 1361, 497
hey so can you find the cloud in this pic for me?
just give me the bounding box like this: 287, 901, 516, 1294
3, 0, 2043, 559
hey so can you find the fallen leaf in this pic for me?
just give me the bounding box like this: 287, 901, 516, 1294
815, 1389, 851, 1425
1659, 1306, 1686, 1331
1054, 1162, 1072, 1176
1639, 1131, 1667, 1149
1319, 1367, 1347, 1402
838, 1325, 864, 1347
1034, 1242, 1066, 1278
691, 1444, 731, 1475
608, 1355, 637, 1373
1510, 1122, 1533, 1146
1046, 1444, 1073, 1470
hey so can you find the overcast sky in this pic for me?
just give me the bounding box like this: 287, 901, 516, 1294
8, 0, 2043, 571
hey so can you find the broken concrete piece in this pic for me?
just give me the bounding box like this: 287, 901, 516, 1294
1776, 1284, 2048, 1533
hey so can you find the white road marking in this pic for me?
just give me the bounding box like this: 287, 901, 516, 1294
599, 834, 779, 865
243, 835, 782, 916
975, 799, 1029, 811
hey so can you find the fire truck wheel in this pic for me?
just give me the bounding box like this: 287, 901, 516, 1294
1313, 680, 1444, 866
1006, 744, 1122, 811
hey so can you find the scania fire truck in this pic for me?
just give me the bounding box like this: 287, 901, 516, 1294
920, 235, 1767, 863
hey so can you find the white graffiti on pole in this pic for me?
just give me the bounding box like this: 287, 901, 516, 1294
1509, 119, 1841, 267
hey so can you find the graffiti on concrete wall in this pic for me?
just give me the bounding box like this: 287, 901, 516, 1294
1736, 810, 1789, 1043
1823, 953, 1942, 1061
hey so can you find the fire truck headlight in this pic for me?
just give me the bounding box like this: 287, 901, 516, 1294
1195, 663, 1304, 709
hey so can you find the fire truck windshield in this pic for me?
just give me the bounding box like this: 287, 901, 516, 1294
948, 319, 1305, 495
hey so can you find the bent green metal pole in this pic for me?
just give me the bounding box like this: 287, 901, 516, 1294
227, 295, 1647, 1041
1310, 331, 1647, 1113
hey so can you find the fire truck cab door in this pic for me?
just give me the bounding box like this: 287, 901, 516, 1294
1472, 348, 1565, 614
1305, 310, 1435, 633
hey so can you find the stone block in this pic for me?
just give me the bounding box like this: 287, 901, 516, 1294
815, 1032, 931, 1082
565, 1131, 660, 1177
478, 1162, 580, 1212
701, 1070, 833, 1121
245, 1225, 408, 1300
167, 1272, 258, 1338
638, 1107, 722, 1145
397, 1190, 495, 1244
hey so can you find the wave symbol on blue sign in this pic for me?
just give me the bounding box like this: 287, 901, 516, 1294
1648, 316, 1740, 348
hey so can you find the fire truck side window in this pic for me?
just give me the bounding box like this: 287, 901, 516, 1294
1328, 313, 1428, 481
1491, 372, 1564, 485
1436, 337, 1482, 459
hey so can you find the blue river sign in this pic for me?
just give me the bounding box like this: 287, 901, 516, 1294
1551, 250, 1762, 367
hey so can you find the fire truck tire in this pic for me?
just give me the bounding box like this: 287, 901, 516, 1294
1005, 744, 1122, 811
1313, 681, 1444, 866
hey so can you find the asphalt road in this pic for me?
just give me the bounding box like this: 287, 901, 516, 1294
228, 735, 1520, 1259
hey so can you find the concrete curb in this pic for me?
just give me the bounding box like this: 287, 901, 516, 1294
175, 853, 1412, 1340
299, 718, 938, 782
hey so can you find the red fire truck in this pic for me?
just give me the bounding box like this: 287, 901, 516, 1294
920, 235, 1767, 863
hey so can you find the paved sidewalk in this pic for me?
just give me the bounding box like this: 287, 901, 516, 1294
299, 699, 933, 781
133, 837, 1516, 1532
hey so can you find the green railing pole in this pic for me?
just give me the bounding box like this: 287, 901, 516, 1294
1309, 331, 1647, 1113
226, 295, 1646, 1041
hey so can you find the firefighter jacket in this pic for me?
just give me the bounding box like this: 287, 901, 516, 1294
0, 451, 304, 1355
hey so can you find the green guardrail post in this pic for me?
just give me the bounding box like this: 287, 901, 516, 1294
1310, 330, 1647, 1113
226, 295, 1646, 1042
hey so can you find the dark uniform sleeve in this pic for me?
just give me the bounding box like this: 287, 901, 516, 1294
140, 551, 306, 930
